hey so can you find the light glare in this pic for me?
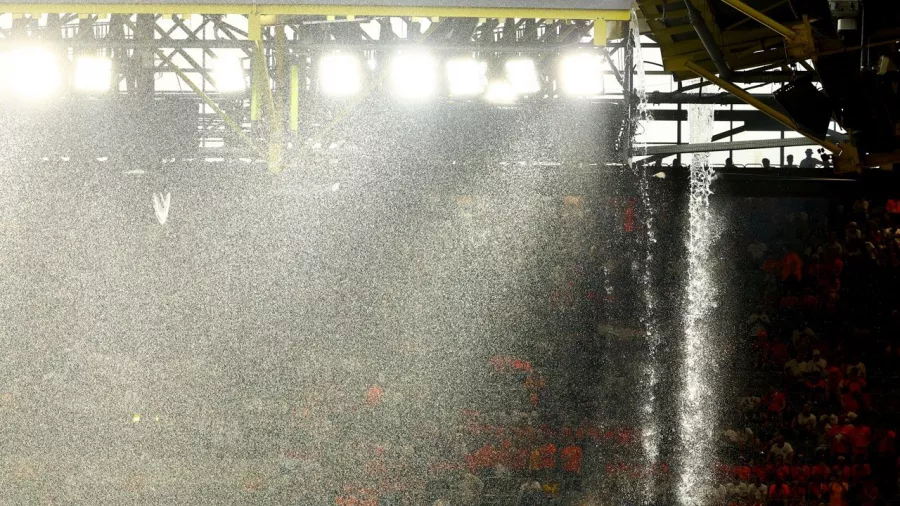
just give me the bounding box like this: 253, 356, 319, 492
484, 81, 516, 104
446, 58, 486, 97
505, 58, 540, 95
560, 52, 604, 96
74, 56, 112, 92
319, 53, 362, 97
211, 56, 245, 93
2, 48, 61, 99
390, 52, 437, 100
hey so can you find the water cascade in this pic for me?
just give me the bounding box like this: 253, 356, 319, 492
677, 103, 718, 505
629, 16, 661, 503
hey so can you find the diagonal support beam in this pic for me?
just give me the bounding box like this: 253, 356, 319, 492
164, 55, 264, 158
685, 60, 861, 172
719, 0, 795, 39
599, 45, 623, 89
710, 125, 747, 142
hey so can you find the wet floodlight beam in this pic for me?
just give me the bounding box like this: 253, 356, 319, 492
559, 52, 604, 96
74, 56, 112, 92
484, 80, 517, 104
210, 56, 246, 93
446, 58, 487, 97
390, 51, 438, 100
3, 47, 61, 100
504, 58, 541, 95
319, 53, 363, 97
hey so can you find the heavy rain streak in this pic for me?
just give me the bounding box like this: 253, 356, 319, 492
0, 12, 735, 506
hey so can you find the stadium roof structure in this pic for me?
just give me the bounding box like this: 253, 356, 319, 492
3, 0, 633, 19
635, 0, 900, 172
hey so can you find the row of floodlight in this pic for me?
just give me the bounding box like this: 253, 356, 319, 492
317, 51, 607, 102
0, 47, 608, 102
0, 47, 242, 98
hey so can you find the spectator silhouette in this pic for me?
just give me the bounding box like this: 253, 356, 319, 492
800, 148, 821, 168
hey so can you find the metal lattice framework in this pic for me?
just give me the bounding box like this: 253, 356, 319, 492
0, 3, 642, 171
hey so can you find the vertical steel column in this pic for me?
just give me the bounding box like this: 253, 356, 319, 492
107, 15, 125, 92
270, 24, 287, 170
290, 65, 299, 132
676, 80, 683, 165
134, 14, 155, 95
249, 13, 261, 122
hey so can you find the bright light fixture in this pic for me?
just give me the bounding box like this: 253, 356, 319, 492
446, 58, 487, 97
211, 56, 245, 93
484, 81, 517, 104
505, 58, 540, 95
390, 52, 438, 100
74, 56, 112, 92
559, 52, 604, 96
1, 47, 61, 99
319, 53, 363, 97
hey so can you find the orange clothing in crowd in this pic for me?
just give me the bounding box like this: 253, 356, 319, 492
852, 425, 872, 455
732, 464, 751, 482
560, 445, 583, 473
539, 443, 557, 470
781, 251, 803, 281
528, 449, 541, 471
829, 481, 849, 506
769, 483, 790, 500
365, 385, 383, 407
791, 464, 810, 482
812, 463, 831, 481
764, 390, 786, 412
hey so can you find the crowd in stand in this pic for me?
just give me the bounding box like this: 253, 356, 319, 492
713, 198, 900, 505
655, 149, 836, 170
297, 194, 900, 506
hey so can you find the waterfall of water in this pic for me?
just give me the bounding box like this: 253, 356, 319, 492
629, 15, 661, 503
678, 103, 717, 505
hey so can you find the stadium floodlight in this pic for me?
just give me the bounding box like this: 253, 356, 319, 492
504, 58, 541, 95
210, 56, 246, 93
559, 52, 604, 96
390, 51, 438, 100
2, 47, 62, 99
484, 81, 517, 104
319, 53, 363, 97
74, 56, 112, 92
446, 58, 487, 97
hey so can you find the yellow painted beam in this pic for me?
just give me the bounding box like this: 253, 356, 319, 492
0, 4, 631, 21
719, 0, 796, 40
593, 19, 607, 47
289, 65, 299, 132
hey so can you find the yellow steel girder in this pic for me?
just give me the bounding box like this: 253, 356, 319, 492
1, 4, 632, 21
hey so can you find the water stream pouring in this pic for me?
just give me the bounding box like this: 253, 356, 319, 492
678, 103, 717, 505
630, 15, 661, 503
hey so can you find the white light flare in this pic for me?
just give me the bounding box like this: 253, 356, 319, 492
390, 51, 438, 100
1, 47, 62, 99
319, 52, 363, 97
504, 58, 540, 95
446, 58, 487, 97
210, 55, 246, 93
483, 80, 517, 104
74, 56, 112, 92
678, 103, 718, 506
559, 52, 604, 96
